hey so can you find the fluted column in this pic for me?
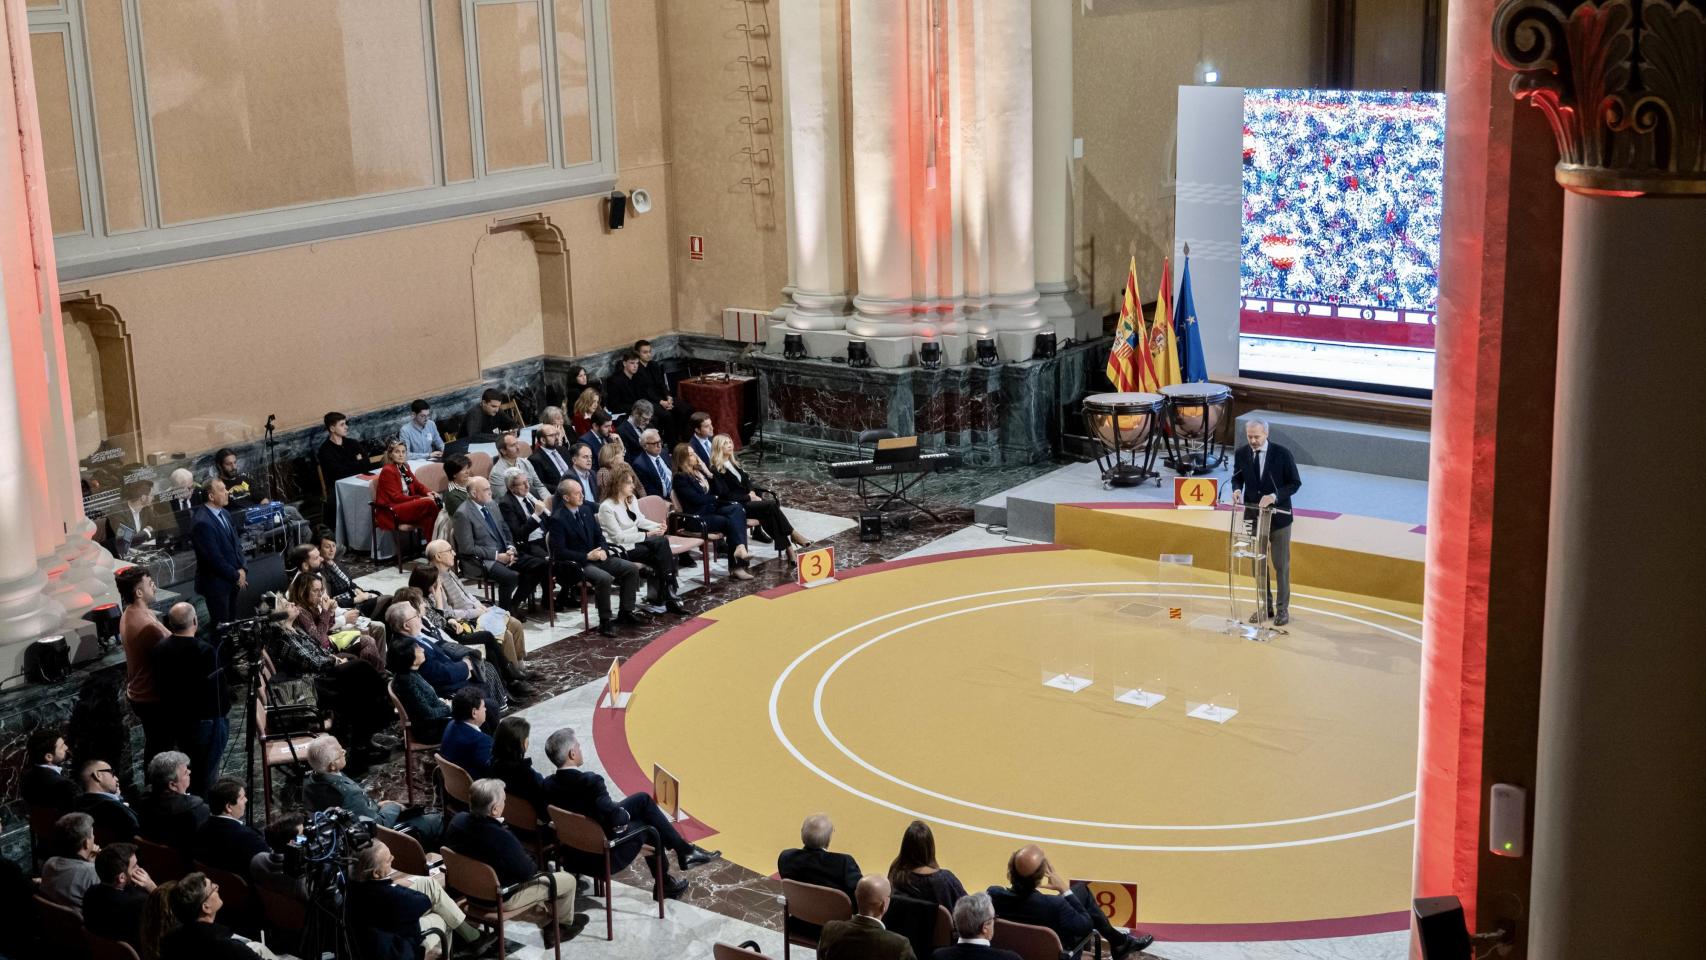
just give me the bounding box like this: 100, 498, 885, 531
0, 270, 66, 660
1493, 2, 1706, 957
778, 0, 852, 332
1032, 0, 1094, 341
974, 0, 1039, 342
847, 0, 917, 340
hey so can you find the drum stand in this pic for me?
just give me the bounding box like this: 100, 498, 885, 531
1226, 503, 1288, 641
1088, 422, 1161, 488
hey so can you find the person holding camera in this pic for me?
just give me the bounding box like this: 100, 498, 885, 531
302, 735, 443, 850
348, 836, 494, 960
150, 604, 231, 797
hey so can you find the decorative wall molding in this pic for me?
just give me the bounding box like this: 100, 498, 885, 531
1493, 0, 1706, 195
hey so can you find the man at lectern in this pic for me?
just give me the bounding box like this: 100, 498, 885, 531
1231, 420, 1302, 625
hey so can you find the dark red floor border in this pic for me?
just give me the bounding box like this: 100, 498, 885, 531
589, 545, 1412, 942
1063, 501, 1347, 521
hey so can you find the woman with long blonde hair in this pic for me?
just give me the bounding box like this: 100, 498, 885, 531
671, 444, 753, 579
709, 434, 808, 564
571, 386, 604, 435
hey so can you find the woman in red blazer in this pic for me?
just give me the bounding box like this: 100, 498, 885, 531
374, 439, 441, 532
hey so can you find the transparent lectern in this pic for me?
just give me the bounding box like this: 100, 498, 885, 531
1226, 502, 1289, 641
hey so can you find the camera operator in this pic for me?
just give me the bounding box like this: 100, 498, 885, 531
348, 837, 495, 960
150, 604, 230, 797
302, 735, 443, 850
248, 817, 310, 902
267, 599, 399, 765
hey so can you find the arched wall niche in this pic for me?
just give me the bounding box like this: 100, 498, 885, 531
472, 214, 576, 372
59, 292, 140, 461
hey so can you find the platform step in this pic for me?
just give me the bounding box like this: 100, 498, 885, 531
1236, 410, 1429, 481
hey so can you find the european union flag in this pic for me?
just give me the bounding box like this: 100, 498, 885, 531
1174, 256, 1209, 382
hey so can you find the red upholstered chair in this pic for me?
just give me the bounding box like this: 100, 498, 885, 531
132, 836, 191, 883
638, 495, 706, 584
82, 930, 140, 960
33, 895, 88, 960
371, 476, 425, 572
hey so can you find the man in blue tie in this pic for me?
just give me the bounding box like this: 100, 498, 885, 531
190, 477, 247, 626
687, 413, 714, 470
634, 430, 674, 500
546, 479, 642, 638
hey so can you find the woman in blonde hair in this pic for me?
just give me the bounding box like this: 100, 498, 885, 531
571, 386, 604, 436
671, 444, 754, 579
594, 439, 625, 493
709, 434, 808, 564
596, 463, 687, 613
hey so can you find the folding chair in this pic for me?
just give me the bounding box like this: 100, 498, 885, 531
253, 694, 316, 822
375, 823, 442, 877
435, 755, 474, 813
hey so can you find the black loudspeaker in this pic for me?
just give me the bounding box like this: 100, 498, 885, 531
859, 512, 883, 542
1413, 896, 1472, 959
606, 190, 628, 230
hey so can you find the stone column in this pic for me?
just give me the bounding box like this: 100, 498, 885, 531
777, 0, 852, 345
1031, 0, 1095, 342
967, 0, 1040, 362
0, 271, 66, 662
1494, 3, 1706, 957
846, 0, 919, 353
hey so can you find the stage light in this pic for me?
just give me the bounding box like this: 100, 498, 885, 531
1203, 69, 1219, 84
1034, 331, 1058, 358
783, 332, 806, 360
918, 340, 943, 370
84, 601, 121, 650
975, 337, 999, 367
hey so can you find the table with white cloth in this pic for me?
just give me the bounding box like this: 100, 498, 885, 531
334, 459, 434, 557
464, 424, 536, 459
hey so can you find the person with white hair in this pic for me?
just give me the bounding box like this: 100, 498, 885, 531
1230, 418, 1302, 626
443, 778, 589, 946
136, 751, 209, 852
302, 735, 444, 849
935, 892, 1022, 960
780, 813, 861, 901
452, 476, 543, 614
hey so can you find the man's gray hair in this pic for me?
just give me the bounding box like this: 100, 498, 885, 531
952, 891, 995, 939
639, 428, 660, 444
630, 399, 653, 421
470, 777, 504, 815
801, 813, 833, 849
544, 728, 579, 767
147, 751, 190, 790
385, 602, 417, 635
305, 734, 343, 773
556, 478, 582, 499
503, 467, 529, 488
1245, 418, 1270, 433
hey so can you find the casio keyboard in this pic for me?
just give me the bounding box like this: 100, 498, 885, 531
829, 445, 958, 520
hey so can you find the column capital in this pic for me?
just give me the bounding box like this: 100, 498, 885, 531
1493, 0, 1706, 196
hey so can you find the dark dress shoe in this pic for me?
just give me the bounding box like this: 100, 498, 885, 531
654, 873, 690, 900
1113, 933, 1155, 957
614, 611, 647, 627
596, 621, 617, 638
1274, 612, 1290, 626
484, 937, 525, 957
664, 597, 688, 615
506, 680, 536, 699
552, 915, 591, 945
677, 845, 721, 870
750, 527, 773, 544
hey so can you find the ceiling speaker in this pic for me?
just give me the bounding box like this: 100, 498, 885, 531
630, 188, 653, 214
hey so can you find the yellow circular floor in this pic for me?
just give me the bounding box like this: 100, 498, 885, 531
600, 546, 1421, 936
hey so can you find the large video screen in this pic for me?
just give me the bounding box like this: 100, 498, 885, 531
1239, 88, 1445, 393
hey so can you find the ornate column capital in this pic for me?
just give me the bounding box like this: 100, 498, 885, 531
1493, 0, 1706, 195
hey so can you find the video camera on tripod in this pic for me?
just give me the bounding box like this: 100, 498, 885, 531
284, 807, 378, 960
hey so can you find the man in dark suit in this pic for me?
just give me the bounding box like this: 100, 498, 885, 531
443, 778, 586, 947
21, 728, 77, 810
190, 477, 246, 626
616, 402, 651, 465
779, 812, 861, 940
1231, 419, 1303, 625
603, 351, 646, 418
544, 478, 641, 637
73, 758, 139, 843
192, 779, 269, 878
84, 843, 155, 947
136, 751, 210, 852
527, 423, 573, 493
933, 891, 1022, 960
687, 413, 715, 469
151, 603, 231, 796
632, 430, 674, 500
986, 844, 1151, 958
541, 728, 716, 900
438, 687, 494, 778
565, 443, 600, 503
452, 477, 535, 612
819, 875, 916, 960
579, 411, 614, 460
635, 340, 690, 444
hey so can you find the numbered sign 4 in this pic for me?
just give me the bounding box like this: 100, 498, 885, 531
797, 545, 837, 588
1174, 476, 1220, 509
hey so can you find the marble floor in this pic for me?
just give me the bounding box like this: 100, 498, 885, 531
325, 452, 1410, 960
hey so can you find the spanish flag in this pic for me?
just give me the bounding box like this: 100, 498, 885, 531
1106, 257, 1144, 391
1144, 256, 1183, 390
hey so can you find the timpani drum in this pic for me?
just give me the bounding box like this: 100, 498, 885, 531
1160, 382, 1233, 474
1082, 392, 1164, 487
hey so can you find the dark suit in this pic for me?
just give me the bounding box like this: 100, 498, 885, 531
712, 465, 793, 543
543, 767, 685, 876
151, 631, 232, 796
498, 492, 550, 562
1231, 441, 1302, 616
190, 505, 245, 625
74, 792, 139, 844
580, 429, 607, 462
544, 503, 638, 621
138, 791, 210, 852
194, 816, 271, 878
347, 878, 431, 960
443, 812, 537, 887
688, 435, 713, 471
676, 474, 749, 546
159, 920, 256, 960
604, 370, 646, 419
529, 446, 572, 493
986, 884, 1134, 956
820, 916, 916, 960
412, 636, 478, 698
632, 452, 673, 500
932, 944, 1022, 960
439, 721, 493, 779
83, 882, 147, 947
21, 764, 77, 810
778, 846, 861, 901
616, 420, 645, 463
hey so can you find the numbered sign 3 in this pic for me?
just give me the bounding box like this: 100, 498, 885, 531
1174, 476, 1220, 509
797, 545, 837, 588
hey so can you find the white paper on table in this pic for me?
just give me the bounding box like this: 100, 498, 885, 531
478, 608, 511, 636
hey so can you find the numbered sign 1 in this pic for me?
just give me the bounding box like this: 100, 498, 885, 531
1071, 879, 1140, 930
652, 764, 687, 822
1174, 476, 1219, 509
796, 545, 837, 588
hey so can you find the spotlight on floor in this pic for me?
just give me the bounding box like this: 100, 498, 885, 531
918, 340, 943, 370
783, 332, 806, 360
975, 337, 999, 367
847, 339, 872, 369
84, 601, 122, 650
1034, 331, 1058, 358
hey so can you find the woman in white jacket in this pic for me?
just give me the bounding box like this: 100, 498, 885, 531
596, 462, 687, 614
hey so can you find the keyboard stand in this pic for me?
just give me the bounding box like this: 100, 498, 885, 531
857, 471, 945, 522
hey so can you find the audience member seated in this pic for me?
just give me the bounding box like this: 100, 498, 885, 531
579, 410, 615, 458
603, 351, 646, 422
444, 778, 588, 946
100, 478, 172, 557
440, 455, 474, 521
21, 727, 76, 810
596, 462, 686, 613
412, 551, 534, 688
497, 468, 554, 614
137, 752, 210, 851
317, 412, 369, 487
118, 566, 174, 760
158, 872, 273, 960
542, 727, 717, 901
452, 476, 546, 615
986, 844, 1152, 958
540, 404, 568, 431
528, 422, 573, 492
554, 440, 595, 503
686, 413, 715, 472
631, 429, 673, 500
42, 812, 102, 910
672, 444, 754, 580
190, 477, 246, 627
314, 528, 380, 616
74, 757, 139, 842
248, 818, 309, 903
780, 813, 861, 904
936, 892, 1023, 960
348, 838, 493, 960
287, 571, 385, 672
387, 636, 452, 743
488, 716, 546, 813
462, 388, 519, 440
597, 442, 629, 499
545, 478, 642, 637
438, 687, 494, 778
819, 876, 916, 960
571, 386, 602, 437
85, 842, 156, 947
635, 340, 688, 442
269, 602, 399, 762
303, 735, 444, 849
711, 434, 810, 560
375, 439, 442, 537
384, 601, 508, 725
490, 433, 547, 501
193, 779, 269, 879
151, 603, 232, 796
616, 400, 651, 460
887, 820, 967, 911
402, 399, 446, 460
